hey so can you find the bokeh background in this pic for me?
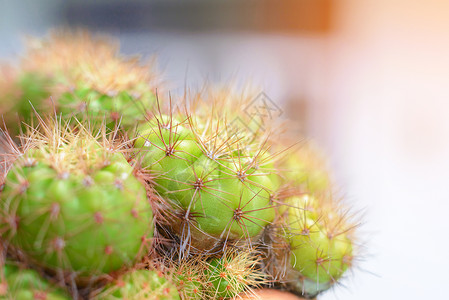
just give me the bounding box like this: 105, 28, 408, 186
1, 1, 448, 299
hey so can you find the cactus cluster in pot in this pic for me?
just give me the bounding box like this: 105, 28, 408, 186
0, 30, 359, 299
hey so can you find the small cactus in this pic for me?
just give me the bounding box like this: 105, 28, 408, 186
91, 267, 180, 300
262, 192, 356, 297
203, 248, 267, 299
0, 30, 159, 135
0, 261, 70, 300
0, 66, 52, 137
166, 247, 266, 300
284, 194, 354, 297
0, 116, 153, 283
171, 256, 205, 299
134, 108, 279, 254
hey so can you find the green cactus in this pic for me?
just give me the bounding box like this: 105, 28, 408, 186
271, 194, 355, 298
0, 261, 70, 300
0, 30, 159, 135
0, 117, 153, 283
92, 268, 180, 300
134, 110, 279, 253
203, 249, 266, 300
166, 248, 266, 300
0, 70, 53, 136
171, 257, 205, 300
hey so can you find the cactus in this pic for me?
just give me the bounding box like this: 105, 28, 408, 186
0, 261, 70, 299
0, 30, 159, 135
133, 106, 279, 254
91, 267, 180, 300
281, 194, 355, 297
262, 143, 357, 298
248, 136, 358, 298
0, 116, 153, 283
171, 256, 205, 299
203, 248, 266, 299
0, 66, 52, 137
166, 247, 266, 300
0, 29, 360, 300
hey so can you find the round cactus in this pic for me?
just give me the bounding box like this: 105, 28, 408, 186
133, 110, 279, 253
270, 194, 355, 298
203, 249, 266, 300
0, 66, 53, 138
0, 30, 159, 134
165, 247, 266, 300
0, 261, 70, 300
92, 268, 180, 300
170, 256, 205, 300
0, 117, 153, 283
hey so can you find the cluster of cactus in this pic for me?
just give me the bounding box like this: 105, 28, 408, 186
0, 30, 359, 299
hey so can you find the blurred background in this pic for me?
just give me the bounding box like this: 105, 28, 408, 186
1, 0, 448, 299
